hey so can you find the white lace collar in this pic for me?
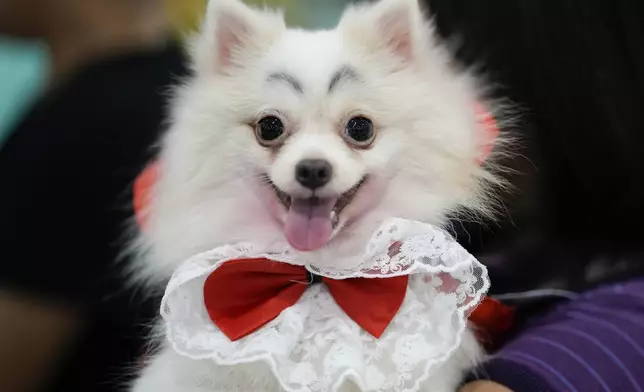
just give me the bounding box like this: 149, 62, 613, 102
161, 218, 489, 392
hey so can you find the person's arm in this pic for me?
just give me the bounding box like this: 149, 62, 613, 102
461, 278, 644, 392
460, 381, 513, 392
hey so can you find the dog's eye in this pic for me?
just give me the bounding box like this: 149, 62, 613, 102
344, 116, 374, 146
256, 116, 285, 145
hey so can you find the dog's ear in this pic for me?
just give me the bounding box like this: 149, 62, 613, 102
193, 0, 285, 74
339, 0, 428, 64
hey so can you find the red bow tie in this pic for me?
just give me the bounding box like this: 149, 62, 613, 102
204, 258, 408, 341
203, 258, 516, 344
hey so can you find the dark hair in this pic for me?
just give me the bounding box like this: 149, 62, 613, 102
428, 0, 644, 290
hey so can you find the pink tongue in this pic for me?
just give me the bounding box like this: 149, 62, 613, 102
285, 197, 336, 251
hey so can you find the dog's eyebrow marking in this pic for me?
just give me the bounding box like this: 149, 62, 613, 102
267, 72, 303, 93
329, 66, 360, 92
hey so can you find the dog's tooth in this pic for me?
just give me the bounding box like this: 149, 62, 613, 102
331, 210, 339, 227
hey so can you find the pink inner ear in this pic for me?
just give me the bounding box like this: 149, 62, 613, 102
378, 9, 414, 61
215, 14, 249, 68
389, 30, 413, 60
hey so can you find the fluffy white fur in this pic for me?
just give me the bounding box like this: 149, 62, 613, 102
130, 0, 504, 390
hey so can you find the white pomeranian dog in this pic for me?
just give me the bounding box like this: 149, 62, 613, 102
129, 0, 506, 390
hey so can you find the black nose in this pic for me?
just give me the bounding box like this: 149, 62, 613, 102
295, 159, 333, 189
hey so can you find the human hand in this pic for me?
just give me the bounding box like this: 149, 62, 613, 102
459, 381, 514, 392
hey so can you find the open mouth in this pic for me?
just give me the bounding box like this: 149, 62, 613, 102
268, 178, 366, 229
262, 175, 366, 251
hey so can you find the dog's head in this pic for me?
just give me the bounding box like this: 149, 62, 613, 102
141, 0, 502, 279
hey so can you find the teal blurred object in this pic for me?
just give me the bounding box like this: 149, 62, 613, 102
0, 37, 49, 150
289, 0, 350, 29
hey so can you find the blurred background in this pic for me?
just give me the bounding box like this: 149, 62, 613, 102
168, 0, 352, 31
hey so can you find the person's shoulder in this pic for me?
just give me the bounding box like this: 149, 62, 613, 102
49, 40, 189, 134
70, 41, 188, 105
